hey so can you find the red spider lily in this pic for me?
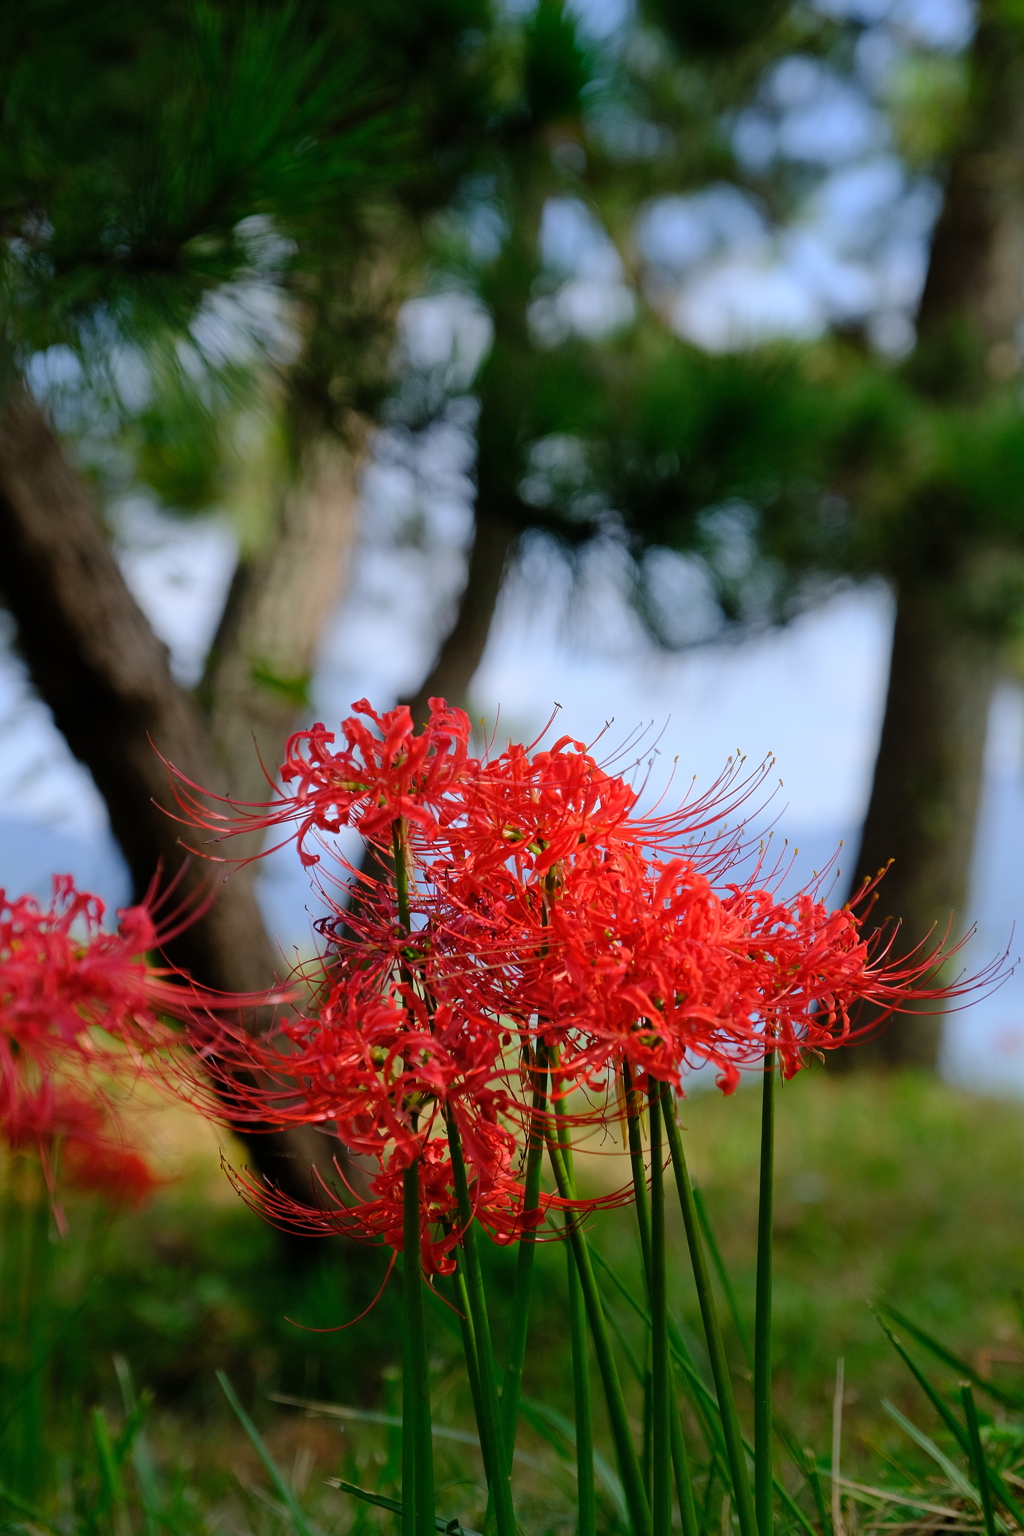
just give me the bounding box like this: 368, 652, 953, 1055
61, 1137, 161, 1207
0, 877, 178, 1084
190, 961, 519, 1156
716, 876, 1001, 1084
169, 697, 474, 867
0, 873, 269, 1218
433, 843, 1000, 1101
226, 1121, 625, 1275
4, 1085, 161, 1210
163, 697, 1005, 1278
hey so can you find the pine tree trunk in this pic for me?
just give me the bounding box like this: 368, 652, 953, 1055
835, 0, 1024, 1069
837, 580, 999, 1067
0, 381, 349, 1202
402, 503, 518, 727
202, 428, 365, 830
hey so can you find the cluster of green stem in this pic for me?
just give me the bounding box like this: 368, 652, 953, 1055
389, 818, 784, 1536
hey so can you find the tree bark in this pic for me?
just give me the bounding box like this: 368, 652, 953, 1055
838, 580, 1000, 1067
203, 428, 365, 827
838, 0, 1024, 1069
0, 380, 345, 1201
402, 504, 519, 728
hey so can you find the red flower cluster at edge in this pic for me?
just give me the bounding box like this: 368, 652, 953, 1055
175, 698, 997, 1275
0, 875, 208, 1211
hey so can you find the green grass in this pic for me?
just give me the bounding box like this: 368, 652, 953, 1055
664, 1067, 1024, 1458
4, 1068, 1024, 1533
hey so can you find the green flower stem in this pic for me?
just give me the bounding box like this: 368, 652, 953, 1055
961, 1385, 998, 1536
546, 1132, 653, 1536
643, 1369, 653, 1500
593, 1245, 816, 1536
754, 1053, 776, 1536
660, 1090, 757, 1536
500, 1046, 549, 1466
623, 1065, 654, 1506
670, 1391, 701, 1536
649, 1081, 672, 1536
392, 822, 434, 1535
392, 821, 412, 932
452, 1262, 486, 1458
565, 1205, 597, 1536
556, 1133, 596, 1536
619, 1078, 700, 1536
446, 1115, 517, 1536
622, 1063, 653, 1279
403, 1159, 435, 1536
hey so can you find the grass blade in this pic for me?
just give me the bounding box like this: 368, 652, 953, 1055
91, 1407, 130, 1536
114, 1355, 161, 1536
693, 1189, 752, 1370
882, 1399, 978, 1502
325, 1479, 480, 1535
519, 1398, 628, 1523
832, 1360, 845, 1536
217, 1370, 320, 1536
877, 1306, 1024, 1412
960, 1385, 998, 1536
874, 1312, 1024, 1527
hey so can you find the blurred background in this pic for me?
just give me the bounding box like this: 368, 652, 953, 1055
7, 2, 1024, 1523
6, 0, 1024, 1094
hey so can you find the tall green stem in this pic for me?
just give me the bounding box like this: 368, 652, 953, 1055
623, 1063, 652, 1279
392, 826, 433, 1535
446, 1116, 517, 1536
452, 1262, 486, 1457
500, 1045, 549, 1465
392, 821, 412, 931
670, 1388, 701, 1536
648, 1081, 671, 1536
626, 1070, 698, 1535
660, 1091, 757, 1536
563, 1141, 596, 1536
547, 1133, 653, 1536
754, 1053, 776, 1536
403, 1160, 434, 1536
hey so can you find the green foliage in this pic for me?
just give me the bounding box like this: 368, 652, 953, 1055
641, 0, 790, 61
0, 3, 402, 357
521, 1, 591, 128
0, 1075, 1023, 1534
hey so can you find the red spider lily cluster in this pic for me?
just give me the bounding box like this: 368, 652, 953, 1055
0, 875, 196, 1210
174, 698, 994, 1276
